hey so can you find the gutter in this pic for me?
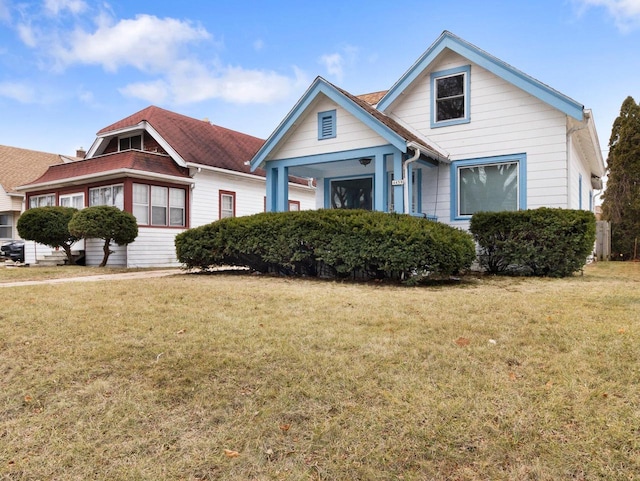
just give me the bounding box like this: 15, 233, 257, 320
403, 142, 422, 214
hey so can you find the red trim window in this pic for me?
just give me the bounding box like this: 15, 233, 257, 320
288, 200, 301, 211
219, 190, 236, 219
132, 183, 186, 227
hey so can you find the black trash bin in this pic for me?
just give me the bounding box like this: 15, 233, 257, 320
1, 240, 25, 263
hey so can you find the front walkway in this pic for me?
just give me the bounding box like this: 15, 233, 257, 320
0, 269, 183, 288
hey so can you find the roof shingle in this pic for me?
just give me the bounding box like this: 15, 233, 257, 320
98, 106, 265, 173
0, 145, 65, 193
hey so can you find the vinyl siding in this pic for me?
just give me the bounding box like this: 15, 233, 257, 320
190, 169, 315, 228
273, 96, 388, 160
85, 238, 127, 267
386, 50, 570, 219
125, 227, 185, 268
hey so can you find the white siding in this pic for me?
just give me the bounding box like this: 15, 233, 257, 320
273, 96, 389, 160
126, 228, 184, 268
387, 50, 570, 219
85, 238, 127, 267
190, 169, 315, 228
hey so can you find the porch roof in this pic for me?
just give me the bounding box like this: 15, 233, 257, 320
17, 150, 190, 190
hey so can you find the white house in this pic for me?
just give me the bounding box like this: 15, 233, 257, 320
249, 31, 605, 228
0, 145, 66, 245
18, 106, 315, 267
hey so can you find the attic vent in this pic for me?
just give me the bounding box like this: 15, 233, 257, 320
318, 110, 336, 140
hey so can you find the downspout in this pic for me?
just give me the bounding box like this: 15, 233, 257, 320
403, 142, 421, 214
567, 121, 588, 209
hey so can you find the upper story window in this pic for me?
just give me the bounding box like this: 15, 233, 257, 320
431, 65, 470, 128
318, 110, 336, 140
89, 184, 124, 210
119, 134, 142, 151
29, 194, 56, 208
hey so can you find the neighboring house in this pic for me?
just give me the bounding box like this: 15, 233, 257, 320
17, 106, 315, 267
0, 145, 67, 244
250, 31, 605, 229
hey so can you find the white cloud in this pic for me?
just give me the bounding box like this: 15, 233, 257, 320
0, 82, 36, 103
44, 0, 87, 16
54, 14, 211, 72
319, 53, 344, 81
573, 0, 640, 31
119, 79, 169, 104
120, 62, 308, 105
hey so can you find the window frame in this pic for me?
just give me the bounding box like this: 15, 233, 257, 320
288, 200, 301, 211
29, 193, 56, 209
0, 214, 12, 239
430, 65, 471, 128
132, 183, 186, 227
317, 110, 337, 140
324, 175, 374, 210
450, 154, 527, 220
219, 190, 236, 219
118, 134, 143, 152
59, 193, 85, 209
89, 184, 124, 210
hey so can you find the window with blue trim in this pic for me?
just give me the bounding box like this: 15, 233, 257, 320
318, 110, 336, 140
431, 65, 470, 128
452, 154, 526, 219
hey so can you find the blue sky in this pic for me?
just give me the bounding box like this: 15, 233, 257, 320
1, 0, 639, 159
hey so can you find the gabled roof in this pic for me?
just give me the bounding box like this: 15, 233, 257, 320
250, 77, 448, 171
20, 150, 190, 190
377, 30, 585, 121
0, 145, 65, 194
95, 106, 265, 174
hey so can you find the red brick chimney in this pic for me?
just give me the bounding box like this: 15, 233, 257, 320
76, 148, 86, 159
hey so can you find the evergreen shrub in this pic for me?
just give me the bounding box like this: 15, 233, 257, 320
470, 208, 596, 277
175, 209, 475, 281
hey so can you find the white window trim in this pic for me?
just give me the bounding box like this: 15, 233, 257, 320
29, 193, 56, 209
59, 193, 85, 209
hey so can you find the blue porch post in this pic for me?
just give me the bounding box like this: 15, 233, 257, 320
374, 152, 385, 211
407, 162, 413, 214
265, 167, 276, 212
393, 151, 404, 214
276, 166, 289, 212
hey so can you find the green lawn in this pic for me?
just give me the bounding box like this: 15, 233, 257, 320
1, 262, 638, 480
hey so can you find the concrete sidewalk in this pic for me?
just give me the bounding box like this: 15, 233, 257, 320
0, 269, 184, 288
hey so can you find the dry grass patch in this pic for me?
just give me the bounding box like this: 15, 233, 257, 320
1, 263, 639, 480
0, 265, 157, 283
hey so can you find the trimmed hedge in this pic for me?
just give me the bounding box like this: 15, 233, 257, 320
175, 209, 475, 281
469, 208, 596, 277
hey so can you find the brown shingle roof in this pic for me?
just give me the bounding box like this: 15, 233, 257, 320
357, 90, 388, 106
25, 150, 190, 186
330, 80, 447, 159
0, 145, 65, 193
98, 106, 265, 174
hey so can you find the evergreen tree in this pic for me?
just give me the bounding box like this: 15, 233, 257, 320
602, 96, 640, 260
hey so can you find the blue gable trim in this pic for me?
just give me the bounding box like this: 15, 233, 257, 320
250, 77, 408, 172
378, 31, 584, 121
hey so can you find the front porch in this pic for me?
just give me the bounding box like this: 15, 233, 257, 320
264, 145, 439, 218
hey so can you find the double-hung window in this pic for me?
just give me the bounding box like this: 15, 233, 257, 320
219, 191, 236, 218
133, 183, 186, 226
431, 65, 470, 127
89, 184, 124, 209
452, 154, 526, 219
